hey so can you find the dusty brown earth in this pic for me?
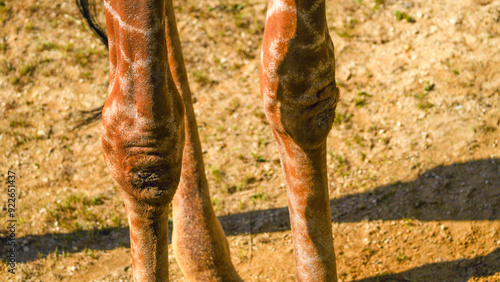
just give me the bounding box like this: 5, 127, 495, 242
1, 0, 499, 281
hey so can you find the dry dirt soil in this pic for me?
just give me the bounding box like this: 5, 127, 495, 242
1, 0, 500, 281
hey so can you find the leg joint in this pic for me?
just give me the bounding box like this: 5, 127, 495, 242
265, 81, 339, 150
101, 102, 184, 205
103, 146, 183, 205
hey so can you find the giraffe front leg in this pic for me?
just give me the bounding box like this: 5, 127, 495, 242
101, 0, 184, 280
260, 0, 338, 281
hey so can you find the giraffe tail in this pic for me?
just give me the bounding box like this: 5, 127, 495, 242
76, 0, 108, 50
72, 0, 109, 128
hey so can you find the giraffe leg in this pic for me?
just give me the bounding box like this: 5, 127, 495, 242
260, 0, 338, 281
163, 2, 241, 281
101, 0, 183, 280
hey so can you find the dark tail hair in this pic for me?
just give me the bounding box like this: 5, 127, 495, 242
76, 0, 109, 50
74, 0, 109, 128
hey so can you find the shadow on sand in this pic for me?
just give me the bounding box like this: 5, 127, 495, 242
3, 158, 499, 280
219, 158, 499, 235
354, 248, 499, 282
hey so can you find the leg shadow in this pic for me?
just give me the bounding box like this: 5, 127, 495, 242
355, 248, 500, 282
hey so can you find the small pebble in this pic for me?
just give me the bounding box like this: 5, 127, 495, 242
402, 1, 414, 9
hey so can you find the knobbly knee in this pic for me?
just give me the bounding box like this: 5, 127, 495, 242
265, 81, 339, 150
124, 154, 182, 205
102, 140, 183, 206
101, 100, 184, 206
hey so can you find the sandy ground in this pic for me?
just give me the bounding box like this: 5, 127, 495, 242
0, 0, 499, 281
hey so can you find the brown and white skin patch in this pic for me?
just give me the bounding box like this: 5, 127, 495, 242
260, 0, 339, 281
101, 0, 184, 280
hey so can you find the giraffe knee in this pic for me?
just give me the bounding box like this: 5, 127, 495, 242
101, 101, 184, 206
102, 144, 183, 205
127, 157, 182, 204
266, 81, 339, 150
